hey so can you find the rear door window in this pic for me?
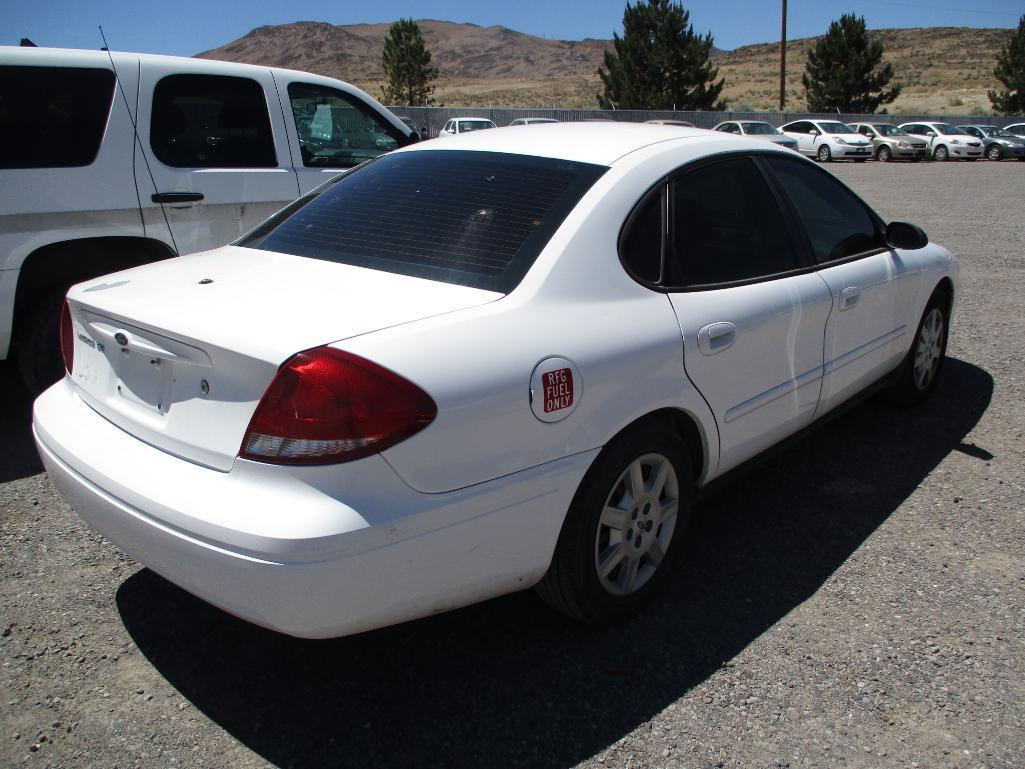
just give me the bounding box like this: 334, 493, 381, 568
150, 74, 276, 168
239, 150, 607, 293
288, 83, 402, 168
0, 66, 115, 169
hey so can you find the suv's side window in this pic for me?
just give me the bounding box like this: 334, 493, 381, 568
288, 83, 400, 168
0, 66, 115, 169
150, 74, 276, 168
665, 157, 798, 287
763, 155, 884, 264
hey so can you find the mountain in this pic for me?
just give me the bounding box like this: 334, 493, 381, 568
197, 21, 1013, 113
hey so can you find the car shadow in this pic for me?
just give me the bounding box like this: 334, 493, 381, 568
115, 357, 992, 769
0, 361, 43, 482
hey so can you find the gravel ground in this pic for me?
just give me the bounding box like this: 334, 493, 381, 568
2, 160, 1023, 769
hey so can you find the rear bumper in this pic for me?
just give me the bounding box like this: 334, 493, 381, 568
34, 379, 595, 638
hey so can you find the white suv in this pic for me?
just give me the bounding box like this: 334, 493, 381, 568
0, 46, 416, 392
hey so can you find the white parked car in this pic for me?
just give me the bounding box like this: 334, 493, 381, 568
779, 119, 873, 162
898, 122, 983, 161
0, 46, 415, 394
1004, 123, 1025, 139
437, 117, 497, 137
34, 123, 958, 639
712, 120, 799, 151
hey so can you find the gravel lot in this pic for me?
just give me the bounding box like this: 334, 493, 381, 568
2, 160, 1023, 769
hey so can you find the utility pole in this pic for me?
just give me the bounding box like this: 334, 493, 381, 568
779, 0, 788, 111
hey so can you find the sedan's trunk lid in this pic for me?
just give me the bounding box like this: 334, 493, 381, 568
65, 246, 501, 471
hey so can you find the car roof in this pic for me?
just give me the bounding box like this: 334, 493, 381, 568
398, 122, 737, 166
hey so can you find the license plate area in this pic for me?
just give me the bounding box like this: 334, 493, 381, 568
111, 349, 173, 415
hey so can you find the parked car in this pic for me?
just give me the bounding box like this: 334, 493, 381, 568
0, 46, 416, 394
779, 119, 873, 162
898, 122, 983, 161
959, 125, 1025, 161
712, 120, 798, 151
35, 123, 957, 639
1003, 123, 1025, 139
509, 118, 559, 126
437, 117, 497, 137
645, 119, 695, 127
849, 122, 930, 162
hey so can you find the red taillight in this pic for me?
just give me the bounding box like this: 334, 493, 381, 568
60, 299, 74, 375
240, 347, 437, 465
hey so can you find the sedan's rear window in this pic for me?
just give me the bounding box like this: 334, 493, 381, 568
240, 150, 607, 293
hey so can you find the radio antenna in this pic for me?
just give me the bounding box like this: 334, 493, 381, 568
98, 26, 180, 257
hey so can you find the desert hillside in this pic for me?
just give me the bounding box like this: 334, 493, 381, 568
197, 21, 1014, 113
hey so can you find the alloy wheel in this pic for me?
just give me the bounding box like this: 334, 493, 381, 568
594, 453, 680, 597
914, 308, 945, 391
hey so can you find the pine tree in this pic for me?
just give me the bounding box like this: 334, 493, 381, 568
381, 19, 438, 106
989, 15, 1025, 115
802, 14, 899, 113
598, 0, 723, 111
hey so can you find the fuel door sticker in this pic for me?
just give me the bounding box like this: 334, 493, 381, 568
530, 357, 582, 423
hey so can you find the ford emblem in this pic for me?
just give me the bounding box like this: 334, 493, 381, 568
114, 331, 128, 347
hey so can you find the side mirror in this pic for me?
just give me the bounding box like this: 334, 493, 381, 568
810, 129, 820, 136
886, 221, 928, 250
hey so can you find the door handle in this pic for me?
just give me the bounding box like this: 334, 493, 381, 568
151, 192, 204, 204
697, 322, 736, 355
839, 287, 861, 311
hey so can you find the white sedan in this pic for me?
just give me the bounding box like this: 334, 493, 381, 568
34, 124, 958, 638
898, 122, 984, 161
437, 117, 497, 138
780, 119, 874, 162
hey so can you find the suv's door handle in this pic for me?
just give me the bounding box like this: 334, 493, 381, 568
151, 192, 204, 204
697, 322, 736, 355
839, 287, 861, 311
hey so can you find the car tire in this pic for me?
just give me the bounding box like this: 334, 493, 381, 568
15, 284, 70, 396
933, 145, 949, 162
890, 288, 949, 406
987, 144, 1002, 161
536, 424, 693, 624
877, 146, 892, 162
817, 144, 832, 162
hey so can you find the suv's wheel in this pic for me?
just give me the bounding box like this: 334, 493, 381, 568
15, 285, 70, 396
933, 145, 949, 162
891, 288, 950, 405
536, 425, 693, 624
877, 146, 892, 162
987, 144, 1002, 161
817, 144, 832, 162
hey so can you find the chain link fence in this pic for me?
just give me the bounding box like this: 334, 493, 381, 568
388, 106, 1024, 139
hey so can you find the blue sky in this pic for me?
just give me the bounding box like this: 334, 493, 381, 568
3, 0, 1020, 56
